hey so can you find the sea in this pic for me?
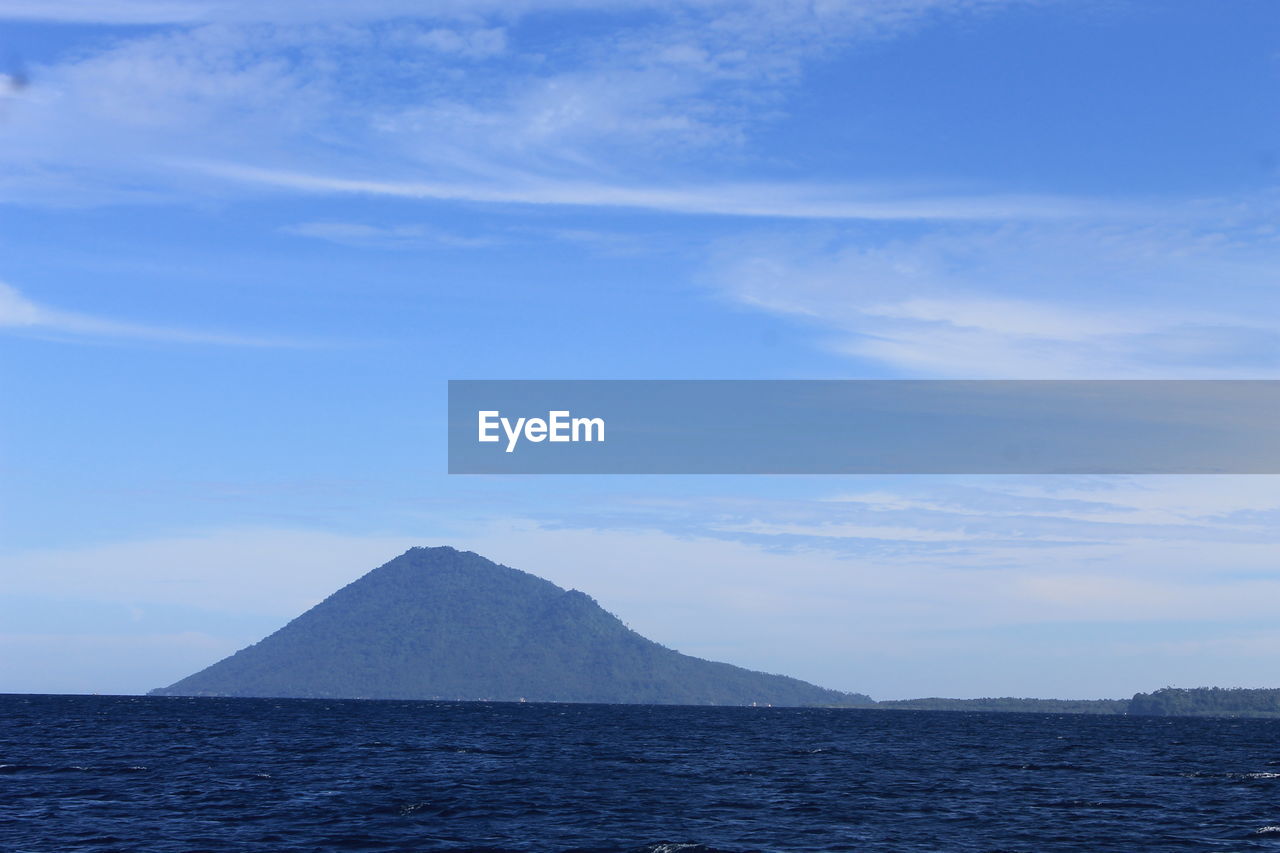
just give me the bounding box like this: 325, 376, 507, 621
4, 694, 1280, 852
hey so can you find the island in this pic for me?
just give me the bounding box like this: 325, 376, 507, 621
152, 546, 1280, 719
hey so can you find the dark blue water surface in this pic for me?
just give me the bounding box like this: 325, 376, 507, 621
5, 695, 1280, 852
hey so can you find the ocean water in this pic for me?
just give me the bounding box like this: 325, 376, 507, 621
5, 695, 1280, 852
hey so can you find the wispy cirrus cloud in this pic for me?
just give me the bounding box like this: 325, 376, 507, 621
710, 205, 1280, 377
0, 0, 558, 25
0, 1, 1032, 30
209, 161, 1112, 220
281, 221, 499, 250
0, 1, 1041, 207
0, 281, 296, 346
514, 475, 1280, 563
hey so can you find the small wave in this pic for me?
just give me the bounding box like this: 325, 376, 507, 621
398, 801, 433, 816
1252, 826, 1280, 836
629, 845, 736, 853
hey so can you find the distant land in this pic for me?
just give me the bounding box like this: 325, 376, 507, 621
151, 546, 1280, 719
151, 546, 872, 706
875, 690, 1280, 718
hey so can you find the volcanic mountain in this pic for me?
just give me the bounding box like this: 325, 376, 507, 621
151, 546, 869, 706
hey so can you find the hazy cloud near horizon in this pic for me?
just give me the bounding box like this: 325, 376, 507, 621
5, 475, 1280, 699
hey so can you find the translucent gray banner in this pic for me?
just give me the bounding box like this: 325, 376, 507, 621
447, 380, 1280, 474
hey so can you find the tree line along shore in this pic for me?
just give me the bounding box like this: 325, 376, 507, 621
869, 687, 1280, 718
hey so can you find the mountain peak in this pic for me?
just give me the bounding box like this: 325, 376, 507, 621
151, 546, 870, 707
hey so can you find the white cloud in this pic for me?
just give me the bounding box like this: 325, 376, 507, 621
0, 0, 1029, 28
408, 27, 508, 58
826, 476, 1280, 528
4, 485, 1279, 698
282, 221, 498, 249
0, 0, 595, 24
202, 161, 1108, 220
436, 512, 1280, 696
711, 213, 1280, 377
0, 280, 294, 345
0, 0, 211, 23
0, 2, 1045, 207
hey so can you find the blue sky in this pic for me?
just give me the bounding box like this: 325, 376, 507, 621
1, 0, 1279, 699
